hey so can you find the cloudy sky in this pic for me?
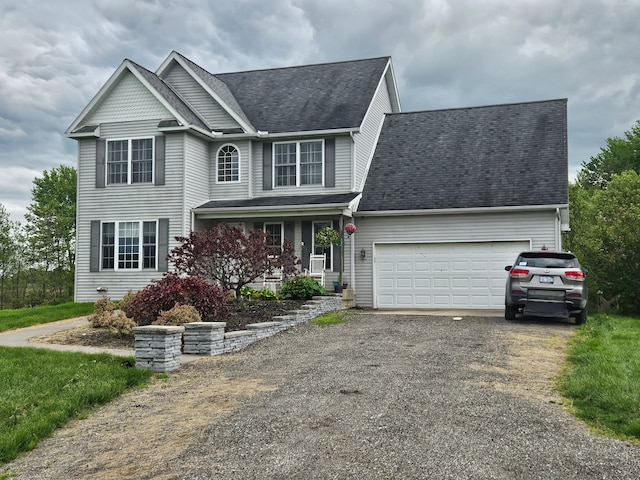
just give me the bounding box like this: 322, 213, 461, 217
1, 0, 638, 222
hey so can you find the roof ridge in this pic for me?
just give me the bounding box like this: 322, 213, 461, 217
384, 98, 568, 117
214, 55, 391, 77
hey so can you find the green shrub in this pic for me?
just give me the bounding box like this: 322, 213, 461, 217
240, 286, 279, 300
280, 276, 326, 300
153, 304, 202, 326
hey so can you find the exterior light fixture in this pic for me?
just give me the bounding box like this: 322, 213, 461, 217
360, 249, 366, 260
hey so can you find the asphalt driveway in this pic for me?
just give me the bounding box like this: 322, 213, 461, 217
5, 312, 640, 479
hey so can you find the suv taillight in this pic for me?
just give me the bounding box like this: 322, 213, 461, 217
564, 270, 585, 281
509, 268, 530, 278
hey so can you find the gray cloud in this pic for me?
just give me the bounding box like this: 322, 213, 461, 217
1, 0, 638, 222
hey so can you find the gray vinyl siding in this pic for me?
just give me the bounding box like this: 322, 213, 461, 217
163, 62, 241, 130
183, 134, 211, 233
349, 210, 559, 308
354, 70, 394, 190
75, 129, 186, 302
210, 140, 251, 200
85, 71, 171, 125
251, 135, 353, 197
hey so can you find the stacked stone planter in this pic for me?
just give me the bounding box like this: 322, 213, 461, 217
133, 295, 345, 371
132, 325, 184, 373
183, 322, 225, 355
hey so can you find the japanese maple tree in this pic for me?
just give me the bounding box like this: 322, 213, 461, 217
168, 223, 299, 299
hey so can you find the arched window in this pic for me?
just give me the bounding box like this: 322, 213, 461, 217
217, 145, 240, 182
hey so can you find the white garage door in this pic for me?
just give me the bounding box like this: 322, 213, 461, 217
375, 241, 530, 309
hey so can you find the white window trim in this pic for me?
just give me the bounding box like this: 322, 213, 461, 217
106, 137, 155, 185
312, 220, 334, 270
215, 143, 241, 184
101, 220, 158, 271
272, 139, 325, 188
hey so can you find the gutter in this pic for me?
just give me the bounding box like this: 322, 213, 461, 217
354, 204, 569, 217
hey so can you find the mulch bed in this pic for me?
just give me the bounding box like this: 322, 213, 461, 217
31, 298, 306, 350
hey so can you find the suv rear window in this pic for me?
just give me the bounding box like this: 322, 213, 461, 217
516, 252, 579, 268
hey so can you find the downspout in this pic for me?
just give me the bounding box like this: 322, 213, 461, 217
182, 132, 189, 236
555, 207, 562, 251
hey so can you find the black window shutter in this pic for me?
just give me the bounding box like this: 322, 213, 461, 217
155, 135, 166, 186
90, 220, 100, 272
158, 218, 170, 272
301, 221, 312, 270
253, 222, 264, 231
332, 220, 340, 272
284, 222, 294, 245
325, 138, 335, 188
96, 139, 106, 188
262, 142, 272, 190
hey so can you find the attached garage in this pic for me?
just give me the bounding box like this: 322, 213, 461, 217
374, 241, 530, 309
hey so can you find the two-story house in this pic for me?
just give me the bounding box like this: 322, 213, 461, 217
66, 52, 568, 310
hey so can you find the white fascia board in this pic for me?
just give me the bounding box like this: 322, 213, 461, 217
263, 127, 360, 139
194, 204, 355, 220
354, 204, 569, 217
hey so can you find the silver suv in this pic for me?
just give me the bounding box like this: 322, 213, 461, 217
504, 251, 587, 324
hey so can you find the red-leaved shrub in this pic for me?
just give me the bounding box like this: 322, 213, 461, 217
125, 273, 230, 326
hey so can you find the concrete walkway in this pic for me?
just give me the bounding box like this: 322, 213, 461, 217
0, 317, 200, 363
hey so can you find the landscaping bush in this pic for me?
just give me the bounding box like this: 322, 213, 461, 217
153, 304, 202, 326
125, 273, 230, 326
117, 289, 137, 312
279, 276, 326, 300
240, 286, 279, 300
88, 296, 135, 336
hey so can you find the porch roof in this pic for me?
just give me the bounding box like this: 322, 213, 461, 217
193, 193, 361, 219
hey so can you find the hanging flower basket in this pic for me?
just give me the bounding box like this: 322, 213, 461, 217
315, 227, 341, 248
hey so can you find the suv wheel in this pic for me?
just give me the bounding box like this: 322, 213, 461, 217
505, 305, 517, 321
575, 309, 587, 325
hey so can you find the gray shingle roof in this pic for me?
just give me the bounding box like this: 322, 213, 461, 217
358, 99, 568, 212
170, 52, 255, 131
196, 192, 360, 210
215, 57, 391, 133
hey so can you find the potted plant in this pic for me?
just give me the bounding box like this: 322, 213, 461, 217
315, 226, 343, 293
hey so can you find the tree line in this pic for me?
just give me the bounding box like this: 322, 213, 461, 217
0, 165, 76, 308
563, 120, 640, 314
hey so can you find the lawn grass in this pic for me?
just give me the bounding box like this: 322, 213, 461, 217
0, 346, 153, 465
311, 311, 351, 326
0, 302, 94, 333
559, 313, 640, 442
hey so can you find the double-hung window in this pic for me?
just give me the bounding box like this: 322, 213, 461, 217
101, 221, 157, 270
107, 138, 154, 185
274, 140, 323, 187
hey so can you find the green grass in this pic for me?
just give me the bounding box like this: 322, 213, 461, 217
311, 311, 352, 326
559, 313, 640, 442
0, 346, 153, 465
0, 302, 94, 333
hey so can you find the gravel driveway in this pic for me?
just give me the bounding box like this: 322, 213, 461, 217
4, 313, 640, 479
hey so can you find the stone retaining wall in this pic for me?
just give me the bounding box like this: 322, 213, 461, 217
133, 294, 344, 371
